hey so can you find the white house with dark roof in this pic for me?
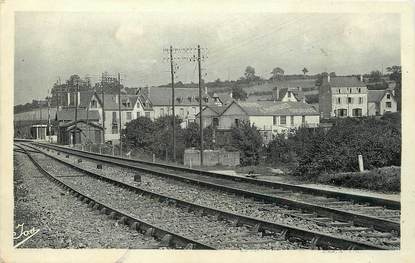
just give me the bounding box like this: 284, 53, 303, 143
87, 93, 146, 143
367, 89, 397, 116
137, 87, 213, 127
319, 76, 368, 118
216, 100, 320, 143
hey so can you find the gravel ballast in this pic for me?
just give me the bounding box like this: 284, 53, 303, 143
40, 147, 400, 249
26, 150, 304, 250
25, 144, 401, 249
13, 151, 161, 249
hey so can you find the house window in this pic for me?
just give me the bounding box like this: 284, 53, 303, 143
348, 97, 352, 103
358, 88, 361, 93
137, 112, 141, 118
91, 100, 97, 108
287, 92, 291, 98
337, 97, 341, 104
112, 112, 117, 123
180, 108, 184, 117
359, 97, 363, 104
352, 108, 362, 117
126, 112, 132, 120
290, 116, 294, 125
235, 119, 240, 127
145, 112, 150, 118
386, 102, 392, 108
160, 108, 164, 116
338, 89, 341, 93
273, 116, 277, 125
338, 109, 347, 117
386, 94, 391, 99
280, 116, 286, 125
302, 116, 305, 124
213, 117, 219, 127
112, 123, 118, 134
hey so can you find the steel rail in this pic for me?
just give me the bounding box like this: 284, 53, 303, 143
33, 142, 400, 210
30, 142, 400, 234
18, 143, 394, 250
14, 144, 215, 250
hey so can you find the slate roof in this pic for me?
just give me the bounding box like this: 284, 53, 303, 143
79, 91, 94, 107
236, 101, 319, 116
195, 105, 227, 117
61, 120, 103, 129
323, 76, 366, 87
144, 87, 212, 106
368, 89, 393, 103
277, 88, 305, 101
96, 94, 139, 110
56, 108, 100, 122
215, 93, 234, 105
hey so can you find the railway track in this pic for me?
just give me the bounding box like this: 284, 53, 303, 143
16, 143, 399, 250
30, 142, 400, 234
15, 144, 214, 250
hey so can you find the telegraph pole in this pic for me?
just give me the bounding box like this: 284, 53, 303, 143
118, 72, 122, 155
101, 76, 106, 144
74, 81, 79, 144
197, 45, 204, 166
47, 91, 51, 142
170, 46, 176, 162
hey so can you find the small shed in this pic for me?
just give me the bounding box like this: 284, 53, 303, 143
58, 120, 103, 145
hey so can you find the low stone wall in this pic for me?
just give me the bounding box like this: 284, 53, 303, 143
184, 149, 240, 167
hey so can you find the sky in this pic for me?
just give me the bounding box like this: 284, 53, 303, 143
14, 12, 400, 105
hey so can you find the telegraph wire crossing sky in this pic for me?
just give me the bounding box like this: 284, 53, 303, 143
14, 12, 400, 105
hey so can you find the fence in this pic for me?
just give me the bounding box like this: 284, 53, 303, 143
183, 149, 240, 167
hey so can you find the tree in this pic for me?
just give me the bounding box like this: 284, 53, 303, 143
230, 121, 263, 166
369, 70, 382, 82
270, 67, 285, 81
231, 85, 247, 101
183, 122, 215, 149
387, 65, 401, 111
302, 67, 309, 76
151, 115, 185, 161
244, 66, 255, 80
122, 116, 155, 150
183, 122, 200, 148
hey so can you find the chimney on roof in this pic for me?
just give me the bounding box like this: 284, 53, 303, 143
360, 75, 363, 82
327, 75, 330, 82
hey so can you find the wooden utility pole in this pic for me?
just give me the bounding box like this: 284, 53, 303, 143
74, 82, 79, 144
170, 45, 176, 162
118, 73, 122, 155
47, 91, 51, 142
198, 44, 204, 166
101, 76, 106, 144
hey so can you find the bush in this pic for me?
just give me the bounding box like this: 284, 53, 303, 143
122, 116, 154, 150
315, 166, 400, 192
293, 117, 401, 178
230, 121, 263, 166
265, 134, 294, 165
